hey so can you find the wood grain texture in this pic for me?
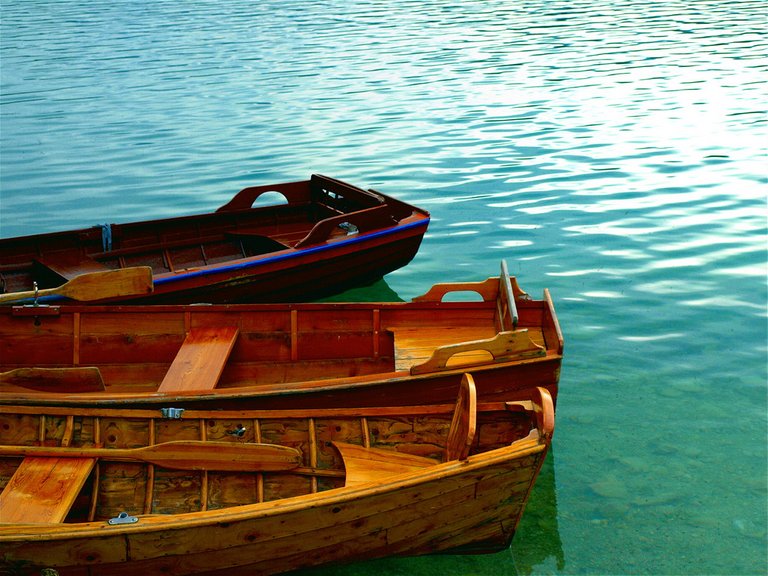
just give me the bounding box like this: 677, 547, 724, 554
158, 326, 239, 392
0, 456, 96, 523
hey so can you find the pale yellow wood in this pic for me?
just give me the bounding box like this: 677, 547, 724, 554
0, 457, 96, 524
158, 326, 239, 392
389, 326, 546, 373
0, 266, 153, 304
0, 441, 302, 472
389, 326, 498, 371
334, 442, 437, 487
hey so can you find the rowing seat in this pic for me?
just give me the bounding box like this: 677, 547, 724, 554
34, 254, 110, 281
158, 326, 239, 392
0, 456, 96, 523
333, 442, 437, 488
335, 373, 478, 487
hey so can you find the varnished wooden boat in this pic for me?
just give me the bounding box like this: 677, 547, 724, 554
0, 174, 429, 304
0, 262, 564, 409
0, 377, 554, 575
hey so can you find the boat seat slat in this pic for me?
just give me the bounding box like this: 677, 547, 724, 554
0, 456, 96, 523
333, 442, 437, 488
158, 327, 240, 392
388, 326, 497, 371
391, 327, 545, 375
34, 254, 111, 281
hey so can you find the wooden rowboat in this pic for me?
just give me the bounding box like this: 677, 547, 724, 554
0, 174, 429, 305
0, 377, 554, 575
0, 262, 564, 409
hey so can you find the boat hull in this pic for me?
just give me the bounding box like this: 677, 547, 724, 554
0, 174, 430, 305
0, 388, 554, 575
0, 450, 545, 575
0, 272, 564, 409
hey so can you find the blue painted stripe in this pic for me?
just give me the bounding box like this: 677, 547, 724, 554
153, 218, 429, 285
11, 218, 429, 304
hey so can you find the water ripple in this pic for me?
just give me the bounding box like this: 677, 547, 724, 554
1, 1, 767, 575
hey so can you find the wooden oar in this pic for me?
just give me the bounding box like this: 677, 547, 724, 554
0, 441, 302, 472
0, 267, 154, 304
0, 367, 106, 392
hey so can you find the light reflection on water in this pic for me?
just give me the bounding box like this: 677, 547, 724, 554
1, 1, 767, 575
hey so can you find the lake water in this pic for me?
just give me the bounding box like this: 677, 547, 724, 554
1, 1, 766, 574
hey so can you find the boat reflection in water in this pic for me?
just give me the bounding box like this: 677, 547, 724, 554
511, 450, 566, 575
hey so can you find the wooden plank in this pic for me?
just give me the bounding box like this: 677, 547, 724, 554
389, 326, 497, 371
0, 441, 302, 472
0, 267, 154, 304
0, 367, 105, 393
158, 326, 239, 392
400, 329, 546, 375
445, 374, 477, 462
334, 442, 437, 487
35, 254, 110, 280
0, 456, 96, 523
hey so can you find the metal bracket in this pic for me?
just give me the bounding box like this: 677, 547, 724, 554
160, 407, 185, 419
108, 511, 138, 525
338, 221, 358, 235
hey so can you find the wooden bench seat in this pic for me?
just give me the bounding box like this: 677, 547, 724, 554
389, 326, 497, 371
0, 456, 96, 523
389, 326, 546, 374
333, 442, 437, 488
335, 373, 478, 487
34, 254, 110, 281
158, 326, 239, 393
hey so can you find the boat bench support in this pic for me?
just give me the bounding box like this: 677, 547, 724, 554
0, 456, 96, 523
158, 326, 239, 393
335, 373, 478, 487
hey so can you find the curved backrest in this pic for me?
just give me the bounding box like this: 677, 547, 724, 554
445, 373, 477, 462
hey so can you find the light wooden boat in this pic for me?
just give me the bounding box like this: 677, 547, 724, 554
0, 376, 554, 575
0, 174, 429, 305
0, 262, 563, 409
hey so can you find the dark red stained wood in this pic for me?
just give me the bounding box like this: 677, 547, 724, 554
0, 175, 430, 305
0, 267, 564, 411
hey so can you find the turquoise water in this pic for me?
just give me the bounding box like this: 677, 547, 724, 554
1, 1, 766, 574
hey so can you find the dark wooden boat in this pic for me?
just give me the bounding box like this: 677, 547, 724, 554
0, 174, 430, 304
0, 262, 564, 409
0, 377, 554, 575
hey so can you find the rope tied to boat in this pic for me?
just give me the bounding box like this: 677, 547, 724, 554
99, 223, 112, 252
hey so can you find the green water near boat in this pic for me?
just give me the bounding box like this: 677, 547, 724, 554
1, 1, 766, 574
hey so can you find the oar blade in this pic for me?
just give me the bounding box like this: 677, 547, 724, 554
0, 367, 106, 392
60, 267, 154, 302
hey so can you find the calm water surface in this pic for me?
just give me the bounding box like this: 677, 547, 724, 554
1, 1, 766, 575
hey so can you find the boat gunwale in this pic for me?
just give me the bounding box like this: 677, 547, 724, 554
0, 348, 561, 407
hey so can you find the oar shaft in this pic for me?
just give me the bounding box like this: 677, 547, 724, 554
0, 440, 301, 472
